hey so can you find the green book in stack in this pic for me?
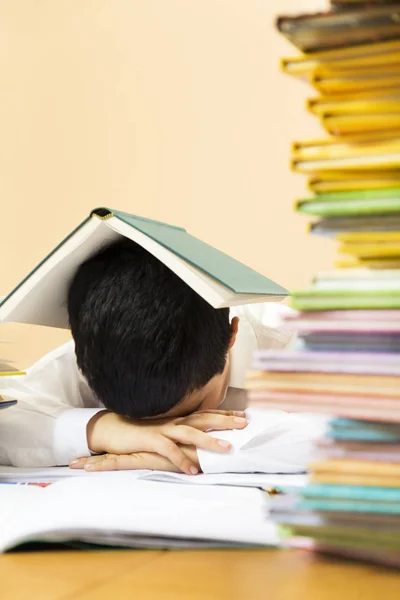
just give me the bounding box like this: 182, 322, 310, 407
0, 208, 288, 328
291, 288, 400, 310
296, 188, 400, 217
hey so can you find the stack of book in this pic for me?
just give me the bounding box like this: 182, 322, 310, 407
1, 295, 24, 409
0, 358, 23, 410
247, 2, 400, 567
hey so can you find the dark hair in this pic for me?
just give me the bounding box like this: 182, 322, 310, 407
67, 239, 231, 418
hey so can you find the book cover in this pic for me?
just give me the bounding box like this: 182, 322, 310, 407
0, 208, 288, 328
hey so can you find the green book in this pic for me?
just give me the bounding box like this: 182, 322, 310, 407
0, 208, 288, 328
296, 188, 400, 217
291, 288, 400, 311
281, 525, 400, 552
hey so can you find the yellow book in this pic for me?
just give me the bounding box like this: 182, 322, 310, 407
247, 379, 400, 397
338, 232, 400, 243
322, 114, 400, 137
293, 138, 400, 173
339, 241, 400, 258
249, 371, 400, 388
308, 95, 400, 116
311, 473, 400, 487
316, 99, 400, 118
0, 359, 24, 377
309, 171, 400, 193
311, 459, 400, 476
306, 94, 400, 116
336, 257, 400, 269
0, 371, 25, 377
282, 39, 400, 80
292, 137, 400, 160
314, 74, 400, 96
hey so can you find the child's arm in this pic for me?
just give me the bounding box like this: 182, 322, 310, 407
82, 409, 246, 475
70, 408, 327, 475
0, 341, 246, 470
70, 445, 199, 473
0, 340, 102, 467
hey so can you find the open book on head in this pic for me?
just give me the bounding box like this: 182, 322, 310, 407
0, 208, 288, 328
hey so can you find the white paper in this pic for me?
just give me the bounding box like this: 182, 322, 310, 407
0, 465, 151, 483
198, 408, 328, 474
0, 478, 279, 551
141, 471, 308, 490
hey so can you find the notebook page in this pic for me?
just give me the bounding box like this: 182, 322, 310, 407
0, 479, 279, 551
0, 466, 151, 483
140, 472, 309, 490
0, 486, 43, 552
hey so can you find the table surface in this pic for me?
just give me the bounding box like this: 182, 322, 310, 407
1, 548, 399, 600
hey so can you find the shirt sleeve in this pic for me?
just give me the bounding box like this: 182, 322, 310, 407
229, 303, 296, 389
0, 341, 103, 467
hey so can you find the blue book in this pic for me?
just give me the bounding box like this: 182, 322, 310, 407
302, 484, 400, 502
328, 419, 400, 442
328, 430, 400, 442
299, 498, 400, 514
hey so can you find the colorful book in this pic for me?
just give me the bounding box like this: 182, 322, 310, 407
308, 170, 400, 193
282, 39, 400, 81
311, 215, 400, 236
335, 256, 400, 268
313, 269, 400, 285
277, 6, 400, 53
339, 241, 400, 259
291, 288, 400, 310
331, 1, 400, 8
303, 483, 400, 502
323, 114, 400, 137
293, 138, 400, 173
0, 208, 288, 329
283, 524, 400, 551
312, 458, 400, 476
317, 441, 400, 463
308, 94, 400, 115
247, 390, 400, 423
247, 371, 400, 397
311, 474, 400, 488
253, 347, 400, 375
313, 71, 400, 99
297, 188, 400, 217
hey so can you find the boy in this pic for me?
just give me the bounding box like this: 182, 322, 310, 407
0, 240, 294, 473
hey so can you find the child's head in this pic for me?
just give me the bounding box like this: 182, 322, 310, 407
67, 239, 238, 419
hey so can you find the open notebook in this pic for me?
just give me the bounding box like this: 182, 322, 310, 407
0, 465, 309, 490
0, 477, 279, 551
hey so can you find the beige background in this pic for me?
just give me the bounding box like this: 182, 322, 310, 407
1, 0, 332, 366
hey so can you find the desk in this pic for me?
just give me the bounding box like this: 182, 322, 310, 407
1, 549, 398, 600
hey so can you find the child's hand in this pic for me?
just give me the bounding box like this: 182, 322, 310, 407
70, 445, 199, 474
76, 409, 247, 475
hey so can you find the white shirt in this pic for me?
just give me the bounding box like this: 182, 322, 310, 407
0, 303, 295, 467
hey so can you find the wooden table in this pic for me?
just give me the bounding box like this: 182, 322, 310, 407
1, 548, 398, 600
